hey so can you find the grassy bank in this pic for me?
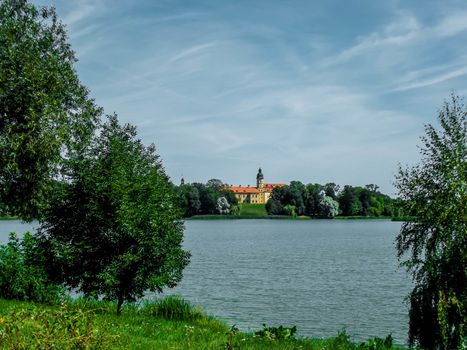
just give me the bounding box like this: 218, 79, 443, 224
0, 297, 407, 350
189, 204, 312, 220
187, 214, 303, 220
238, 203, 268, 216
334, 216, 392, 220
0, 216, 19, 220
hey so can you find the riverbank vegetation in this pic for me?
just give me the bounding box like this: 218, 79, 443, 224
0, 297, 407, 350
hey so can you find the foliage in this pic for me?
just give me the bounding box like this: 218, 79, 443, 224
324, 182, 340, 200
225, 325, 240, 350
0, 233, 63, 304
319, 195, 339, 218
255, 324, 297, 341
338, 186, 362, 216
267, 182, 391, 218
176, 180, 237, 217
395, 94, 466, 349
268, 181, 306, 216
266, 198, 283, 215
325, 330, 394, 350
0, 0, 101, 220
217, 196, 231, 214
36, 116, 190, 315
358, 335, 393, 350
142, 296, 204, 321
283, 204, 297, 217
0, 302, 115, 349
177, 184, 202, 217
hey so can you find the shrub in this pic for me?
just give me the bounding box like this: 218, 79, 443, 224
0, 233, 64, 304
254, 324, 297, 341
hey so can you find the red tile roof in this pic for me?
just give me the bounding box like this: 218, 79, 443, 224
228, 187, 260, 194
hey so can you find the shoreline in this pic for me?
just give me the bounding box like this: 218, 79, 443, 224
0, 297, 408, 349
186, 214, 394, 221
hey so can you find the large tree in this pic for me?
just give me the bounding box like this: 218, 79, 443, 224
0, 0, 101, 220
37, 116, 190, 315
395, 94, 466, 349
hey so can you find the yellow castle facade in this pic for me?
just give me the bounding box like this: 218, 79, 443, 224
227, 168, 286, 204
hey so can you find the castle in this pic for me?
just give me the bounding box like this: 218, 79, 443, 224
228, 168, 286, 204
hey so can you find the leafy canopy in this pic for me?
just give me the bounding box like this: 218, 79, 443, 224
395, 93, 466, 349
37, 116, 190, 314
0, 0, 101, 220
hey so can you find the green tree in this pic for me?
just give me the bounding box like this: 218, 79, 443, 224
318, 195, 339, 218
0, 0, 102, 220
395, 94, 466, 349
37, 116, 190, 315
304, 183, 323, 216
338, 185, 361, 216
355, 187, 371, 216
287, 181, 306, 215
265, 198, 283, 215
177, 184, 201, 217
324, 182, 340, 200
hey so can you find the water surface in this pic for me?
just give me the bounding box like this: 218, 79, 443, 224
159, 219, 410, 343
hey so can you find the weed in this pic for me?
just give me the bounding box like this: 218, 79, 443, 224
255, 324, 298, 341
225, 324, 239, 349
0, 302, 116, 349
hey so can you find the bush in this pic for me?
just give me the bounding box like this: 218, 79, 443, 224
142, 296, 205, 321
325, 330, 394, 350
254, 324, 297, 341
0, 303, 115, 349
0, 233, 64, 304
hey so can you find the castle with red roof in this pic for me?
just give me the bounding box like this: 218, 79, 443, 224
227, 168, 286, 204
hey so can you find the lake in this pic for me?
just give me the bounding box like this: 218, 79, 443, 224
0, 219, 411, 344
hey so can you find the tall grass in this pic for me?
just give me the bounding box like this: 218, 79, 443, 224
0, 301, 116, 349
141, 295, 205, 321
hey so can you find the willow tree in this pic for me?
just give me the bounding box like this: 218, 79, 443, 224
0, 0, 101, 220
395, 94, 466, 349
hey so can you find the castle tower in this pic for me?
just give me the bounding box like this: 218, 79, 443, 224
256, 168, 264, 190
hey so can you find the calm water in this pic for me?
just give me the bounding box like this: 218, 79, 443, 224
0, 219, 411, 343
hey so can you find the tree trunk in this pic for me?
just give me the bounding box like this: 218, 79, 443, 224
117, 295, 124, 316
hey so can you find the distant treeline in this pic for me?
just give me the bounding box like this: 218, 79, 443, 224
266, 182, 395, 218
175, 179, 238, 217
175, 179, 397, 218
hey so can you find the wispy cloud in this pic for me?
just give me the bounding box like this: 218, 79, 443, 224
392, 66, 467, 92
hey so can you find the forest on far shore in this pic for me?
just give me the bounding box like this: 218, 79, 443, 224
175, 180, 397, 218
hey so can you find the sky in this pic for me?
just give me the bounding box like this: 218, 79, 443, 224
33, 0, 467, 194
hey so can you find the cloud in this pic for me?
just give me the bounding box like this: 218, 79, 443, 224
392, 65, 467, 92
329, 10, 467, 66
168, 42, 218, 63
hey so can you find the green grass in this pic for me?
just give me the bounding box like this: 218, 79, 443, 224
0, 297, 408, 350
237, 203, 268, 216
335, 216, 392, 220
0, 216, 19, 220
